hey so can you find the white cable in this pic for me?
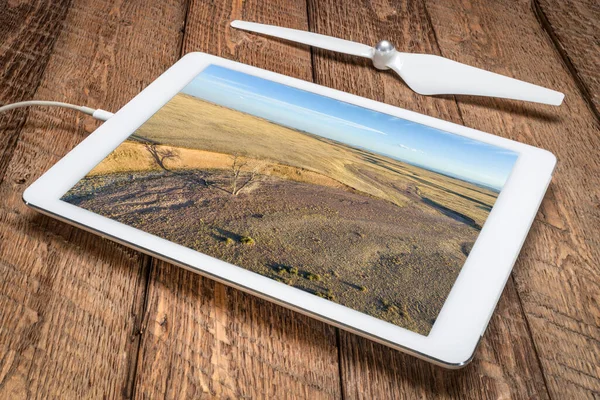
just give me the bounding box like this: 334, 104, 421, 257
0, 100, 114, 121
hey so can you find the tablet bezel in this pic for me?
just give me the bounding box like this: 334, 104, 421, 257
23, 52, 556, 367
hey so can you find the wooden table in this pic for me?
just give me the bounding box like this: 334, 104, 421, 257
1, 0, 598, 398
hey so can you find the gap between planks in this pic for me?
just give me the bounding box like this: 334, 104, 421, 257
125, 1, 191, 398
531, 0, 600, 122
417, 0, 552, 397
0, 1, 72, 186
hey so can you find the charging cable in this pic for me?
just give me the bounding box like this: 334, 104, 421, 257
0, 100, 114, 121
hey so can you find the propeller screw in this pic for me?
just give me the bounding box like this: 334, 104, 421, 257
373, 40, 396, 70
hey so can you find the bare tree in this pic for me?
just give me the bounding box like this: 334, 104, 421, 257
144, 143, 179, 171
211, 154, 263, 196
230, 154, 248, 195
231, 155, 262, 196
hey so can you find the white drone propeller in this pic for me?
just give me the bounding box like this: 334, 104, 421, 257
231, 20, 564, 106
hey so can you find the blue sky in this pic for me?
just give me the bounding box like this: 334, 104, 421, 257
182, 65, 518, 190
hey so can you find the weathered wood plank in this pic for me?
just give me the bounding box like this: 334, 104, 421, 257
339, 284, 549, 399
132, 1, 342, 398
0, 0, 187, 398
0, 0, 70, 181
424, 0, 600, 398
534, 0, 600, 119
135, 262, 341, 399
307, 0, 551, 398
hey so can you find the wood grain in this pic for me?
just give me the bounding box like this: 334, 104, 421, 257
307, 0, 551, 398
338, 284, 550, 399
134, 262, 341, 399
1, 0, 598, 398
534, 0, 600, 119
0, 0, 187, 398
424, 0, 600, 398
0, 0, 70, 182
131, 1, 342, 399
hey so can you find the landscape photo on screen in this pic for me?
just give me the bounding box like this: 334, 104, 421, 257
62, 65, 518, 335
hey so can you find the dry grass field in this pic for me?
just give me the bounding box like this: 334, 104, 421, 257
63, 94, 499, 335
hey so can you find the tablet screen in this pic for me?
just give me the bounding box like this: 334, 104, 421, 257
61, 65, 518, 335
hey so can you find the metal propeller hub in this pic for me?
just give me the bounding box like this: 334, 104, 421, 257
373, 40, 396, 70
375, 40, 395, 53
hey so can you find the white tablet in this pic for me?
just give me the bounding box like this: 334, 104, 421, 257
23, 52, 555, 367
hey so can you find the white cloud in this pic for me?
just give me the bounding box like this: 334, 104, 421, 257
494, 149, 519, 156
398, 143, 424, 153
198, 75, 256, 91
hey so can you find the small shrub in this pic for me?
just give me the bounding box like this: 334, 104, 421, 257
381, 299, 398, 312
240, 236, 255, 245
224, 237, 234, 245
289, 267, 299, 275
306, 273, 321, 281
316, 290, 335, 301
359, 285, 367, 292
275, 277, 292, 285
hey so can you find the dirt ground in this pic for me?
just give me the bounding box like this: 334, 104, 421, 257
64, 169, 479, 335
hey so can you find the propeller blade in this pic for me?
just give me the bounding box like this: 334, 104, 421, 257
231, 20, 374, 59
388, 53, 564, 106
